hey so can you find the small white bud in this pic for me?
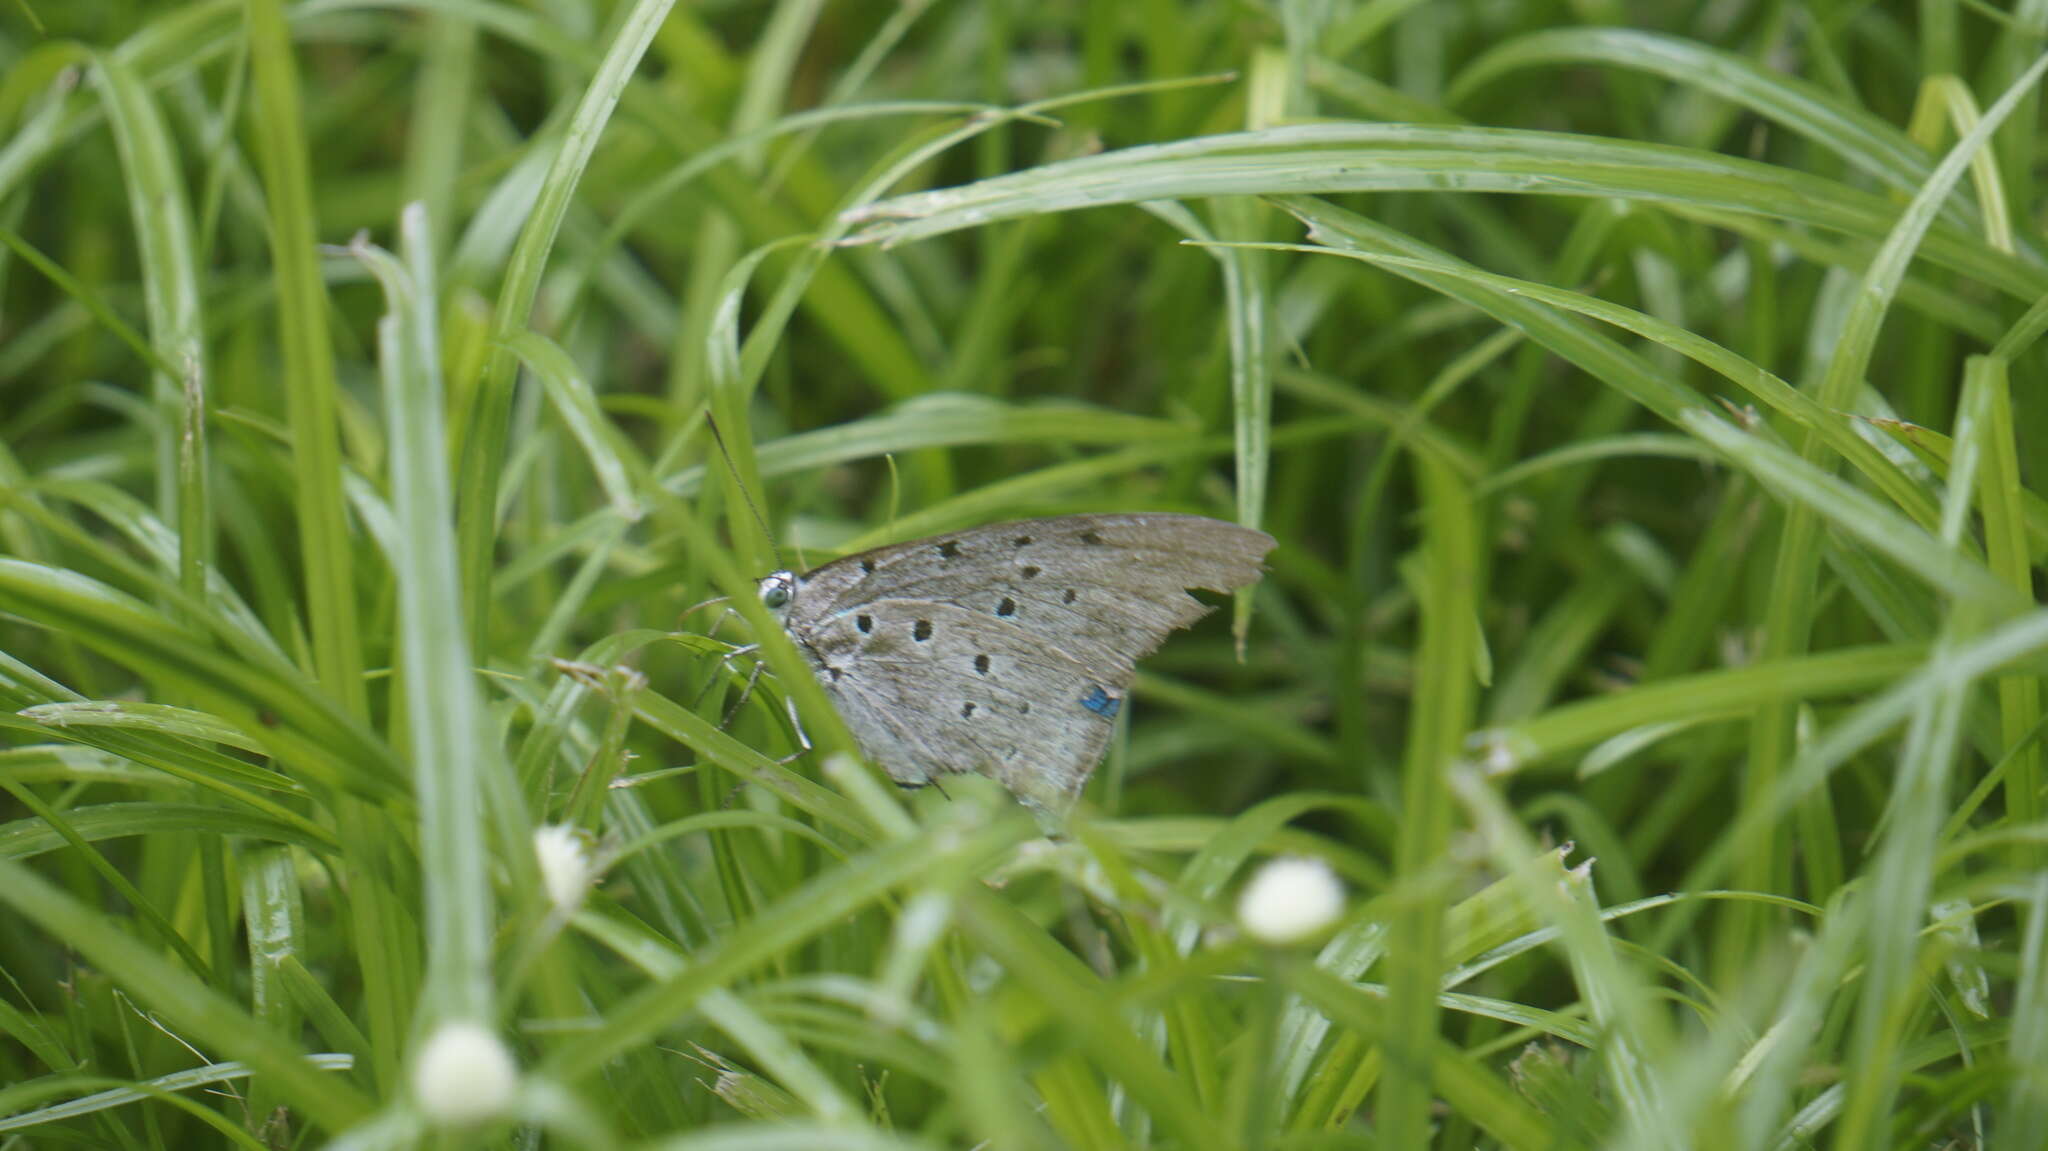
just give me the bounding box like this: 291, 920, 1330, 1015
533, 824, 594, 912
412, 1020, 517, 1125
1236, 857, 1345, 945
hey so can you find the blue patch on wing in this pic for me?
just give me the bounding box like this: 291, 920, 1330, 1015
1080, 685, 1122, 718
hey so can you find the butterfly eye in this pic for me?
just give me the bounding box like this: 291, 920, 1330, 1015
760, 581, 791, 610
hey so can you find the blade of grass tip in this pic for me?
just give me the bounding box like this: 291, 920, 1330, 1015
1724, 889, 1867, 1147
2002, 873, 2048, 1149
1482, 642, 1927, 771
455, 0, 675, 653
1991, 282, 2048, 359
1276, 961, 1554, 1151
1913, 76, 2017, 256
0, 855, 371, 1132
243, 0, 363, 717
1831, 352, 2001, 1145
1677, 412, 2013, 609
746, 393, 1187, 478
1215, 236, 1938, 529
1645, 608, 2048, 968
704, 235, 810, 579
1858, 415, 2048, 563
0, 1056, 358, 1139
1449, 28, 1936, 198
696, 990, 862, 1125
503, 329, 647, 522
1985, 1, 2048, 226
729, 0, 824, 171
951, 1001, 1067, 1151
838, 124, 2047, 305
94, 46, 236, 1011
1151, 196, 1273, 653
0, 800, 334, 862
524, 531, 623, 664
0, 561, 401, 799
10, 477, 293, 671
0, 226, 177, 380
400, 10, 475, 250
1832, 651, 1975, 1145
698, 0, 832, 528
757, 70, 1237, 392
0, 1077, 280, 1149
0, 778, 212, 979
1378, 448, 1479, 1146
1966, 356, 2044, 871
184, 28, 254, 273
584, 103, 1008, 327
1728, 47, 2048, 978
240, 844, 303, 1125
953, 889, 1230, 1151
0, 62, 79, 201
0, 723, 325, 846
93, 53, 209, 604
1281, 854, 1575, 1130
1448, 770, 1679, 1149
356, 205, 504, 1023
1267, 198, 1709, 426
544, 815, 1033, 1081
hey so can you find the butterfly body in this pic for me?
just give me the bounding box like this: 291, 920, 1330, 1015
757, 513, 1275, 812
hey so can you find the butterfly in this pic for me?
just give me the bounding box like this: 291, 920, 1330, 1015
753, 513, 1275, 812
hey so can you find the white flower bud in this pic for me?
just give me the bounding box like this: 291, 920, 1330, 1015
412, 1020, 518, 1124
533, 824, 594, 912
1236, 856, 1344, 944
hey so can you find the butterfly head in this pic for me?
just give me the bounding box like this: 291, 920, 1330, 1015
757, 571, 797, 618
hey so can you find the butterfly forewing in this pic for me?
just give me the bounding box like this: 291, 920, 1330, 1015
778, 514, 1276, 810
810, 516, 1264, 648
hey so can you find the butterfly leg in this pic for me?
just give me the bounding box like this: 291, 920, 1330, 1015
719, 659, 767, 729
773, 695, 813, 764
688, 642, 760, 711
702, 604, 741, 641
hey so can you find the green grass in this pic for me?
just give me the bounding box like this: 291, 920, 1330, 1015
1, 1, 2046, 1147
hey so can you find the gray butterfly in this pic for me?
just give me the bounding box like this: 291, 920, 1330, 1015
754, 513, 1276, 812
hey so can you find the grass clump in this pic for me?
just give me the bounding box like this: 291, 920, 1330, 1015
1, 1, 2045, 1148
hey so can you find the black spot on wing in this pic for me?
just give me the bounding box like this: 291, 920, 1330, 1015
913, 619, 932, 641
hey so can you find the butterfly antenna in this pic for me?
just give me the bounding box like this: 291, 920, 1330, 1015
679, 594, 731, 622
704, 413, 786, 571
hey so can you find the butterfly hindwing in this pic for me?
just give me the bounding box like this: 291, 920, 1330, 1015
799, 599, 1123, 809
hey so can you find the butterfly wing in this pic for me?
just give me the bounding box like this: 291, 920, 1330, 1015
782, 514, 1275, 809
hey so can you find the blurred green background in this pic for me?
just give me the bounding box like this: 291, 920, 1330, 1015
1, 1, 2046, 1148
